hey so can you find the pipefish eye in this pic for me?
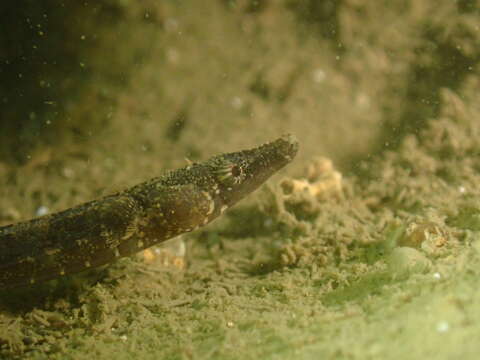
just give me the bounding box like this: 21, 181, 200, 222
231, 164, 242, 178
215, 160, 246, 185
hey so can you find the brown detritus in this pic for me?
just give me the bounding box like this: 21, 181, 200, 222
259, 156, 377, 272
399, 222, 449, 253
280, 156, 343, 201
279, 238, 329, 267
263, 156, 343, 225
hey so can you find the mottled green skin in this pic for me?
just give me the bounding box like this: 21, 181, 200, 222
0, 135, 298, 289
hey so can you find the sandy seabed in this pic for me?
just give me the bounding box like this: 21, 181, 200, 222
1, 1, 480, 359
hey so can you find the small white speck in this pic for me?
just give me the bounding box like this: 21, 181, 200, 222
312, 69, 326, 83
114, 248, 121, 258
433, 272, 441, 280
226, 321, 234, 328
231, 96, 243, 109
166, 48, 179, 63
63, 167, 74, 178
436, 321, 450, 333
120, 335, 128, 341
36, 206, 49, 217
356, 93, 371, 109
458, 186, 466, 194
220, 205, 228, 214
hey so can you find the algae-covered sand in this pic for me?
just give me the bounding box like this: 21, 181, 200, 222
1, 1, 480, 359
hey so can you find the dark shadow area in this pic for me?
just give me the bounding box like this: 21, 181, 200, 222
349, 9, 480, 177
0, 1, 133, 163
219, 206, 276, 239
287, 0, 343, 51
379, 24, 480, 151
0, 280, 78, 314
0, 265, 112, 314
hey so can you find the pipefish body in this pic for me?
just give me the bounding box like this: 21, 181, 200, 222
0, 135, 298, 289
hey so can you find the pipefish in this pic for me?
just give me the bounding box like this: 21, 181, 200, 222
0, 135, 298, 289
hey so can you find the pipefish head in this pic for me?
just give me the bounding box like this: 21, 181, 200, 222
206, 134, 299, 207
143, 134, 299, 212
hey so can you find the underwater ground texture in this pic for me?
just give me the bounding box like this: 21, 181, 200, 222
1, 1, 480, 359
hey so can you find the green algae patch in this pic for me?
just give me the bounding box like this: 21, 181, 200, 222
447, 207, 480, 232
